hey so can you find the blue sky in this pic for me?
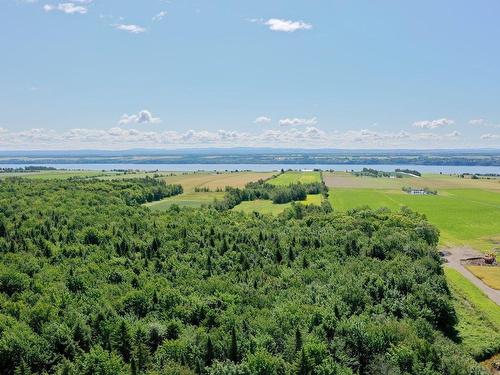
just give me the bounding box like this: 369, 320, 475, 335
1, 0, 499, 149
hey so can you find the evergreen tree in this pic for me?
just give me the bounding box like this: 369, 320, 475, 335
117, 321, 132, 363
14, 359, 31, 375
297, 349, 309, 375
134, 329, 150, 372
229, 326, 239, 363
130, 358, 137, 375
275, 247, 283, 264
205, 336, 215, 367
295, 327, 302, 353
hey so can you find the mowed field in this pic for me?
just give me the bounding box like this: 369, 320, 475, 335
163, 172, 274, 192
444, 268, 500, 359
145, 192, 226, 211
324, 171, 500, 191
326, 173, 500, 251
267, 171, 321, 186
466, 266, 500, 290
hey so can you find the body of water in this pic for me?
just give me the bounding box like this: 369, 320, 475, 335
1, 163, 500, 175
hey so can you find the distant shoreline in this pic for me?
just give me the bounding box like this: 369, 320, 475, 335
1, 162, 500, 175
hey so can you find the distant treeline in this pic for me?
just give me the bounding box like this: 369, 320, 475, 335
354, 168, 422, 178
395, 168, 421, 176
353, 168, 393, 178
0, 166, 57, 173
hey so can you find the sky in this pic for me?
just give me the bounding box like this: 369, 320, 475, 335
1, 0, 500, 150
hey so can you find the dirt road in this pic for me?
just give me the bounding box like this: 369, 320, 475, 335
443, 247, 500, 306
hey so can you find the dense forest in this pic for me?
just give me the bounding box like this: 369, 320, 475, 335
0, 178, 487, 374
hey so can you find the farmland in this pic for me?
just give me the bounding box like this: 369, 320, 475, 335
326, 173, 500, 252
267, 170, 321, 186
162, 171, 274, 191
145, 172, 273, 211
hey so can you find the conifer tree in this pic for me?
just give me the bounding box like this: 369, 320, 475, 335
295, 327, 302, 353
205, 336, 215, 366
117, 321, 132, 363
229, 326, 239, 363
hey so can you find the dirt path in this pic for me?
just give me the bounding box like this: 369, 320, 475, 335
443, 247, 500, 306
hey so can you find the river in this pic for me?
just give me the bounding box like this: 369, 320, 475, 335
1, 163, 500, 174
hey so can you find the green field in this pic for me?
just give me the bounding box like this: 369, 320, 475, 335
0, 170, 113, 179
232, 200, 292, 215
329, 188, 500, 251
144, 192, 225, 211
267, 171, 321, 186
444, 268, 500, 359
233, 194, 324, 215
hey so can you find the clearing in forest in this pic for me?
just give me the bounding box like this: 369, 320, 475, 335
233, 194, 324, 215
145, 191, 226, 210
267, 171, 321, 186
163, 171, 274, 192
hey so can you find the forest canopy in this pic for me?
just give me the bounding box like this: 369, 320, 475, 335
0, 177, 486, 374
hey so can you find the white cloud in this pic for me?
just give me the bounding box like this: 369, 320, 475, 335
480, 133, 500, 140
254, 116, 272, 124
0, 125, 484, 150
412, 118, 455, 129
279, 117, 318, 126
118, 110, 161, 125
469, 119, 485, 126
115, 24, 147, 34
265, 18, 312, 32
469, 119, 500, 129
153, 11, 168, 21
43, 3, 88, 14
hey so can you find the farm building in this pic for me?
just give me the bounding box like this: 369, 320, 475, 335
409, 189, 427, 195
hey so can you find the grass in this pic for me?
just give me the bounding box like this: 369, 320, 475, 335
466, 266, 500, 290
0, 170, 112, 179
444, 268, 500, 359
233, 200, 293, 215
324, 171, 500, 191
267, 171, 321, 186
329, 188, 500, 252
233, 194, 324, 215
162, 172, 274, 192
305, 194, 323, 205
144, 192, 226, 211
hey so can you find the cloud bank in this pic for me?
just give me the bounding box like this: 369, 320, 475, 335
0, 126, 477, 150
